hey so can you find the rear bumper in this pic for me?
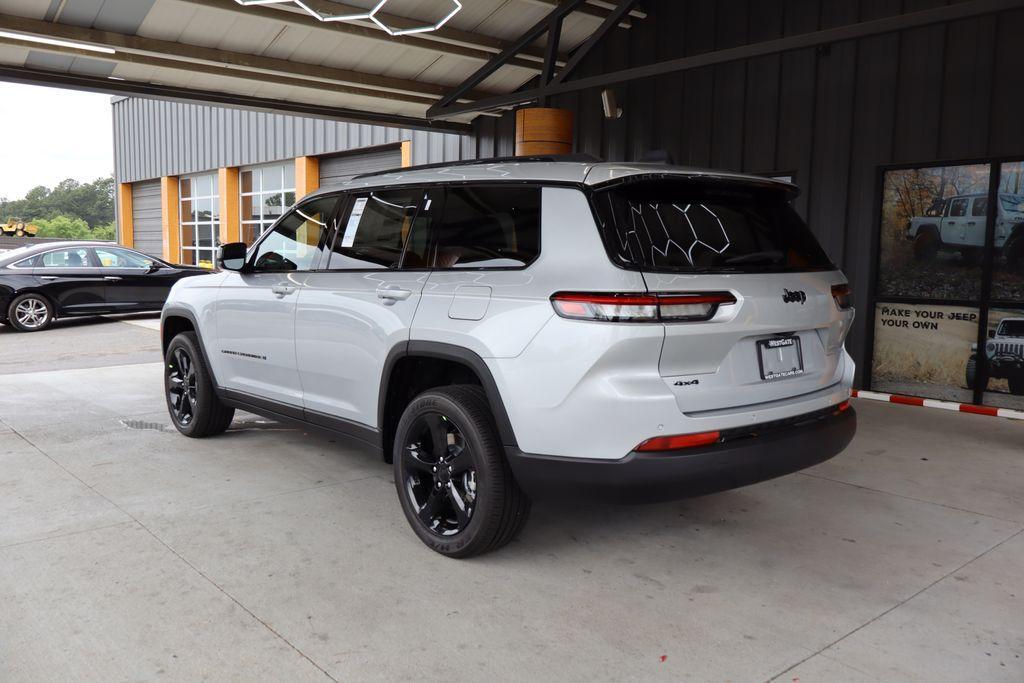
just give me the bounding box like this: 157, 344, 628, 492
506, 406, 856, 504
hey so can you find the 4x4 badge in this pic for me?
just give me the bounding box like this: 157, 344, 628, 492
674, 379, 700, 387
782, 289, 807, 305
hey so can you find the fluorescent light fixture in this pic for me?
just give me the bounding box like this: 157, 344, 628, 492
234, 0, 462, 35
0, 30, 116, 54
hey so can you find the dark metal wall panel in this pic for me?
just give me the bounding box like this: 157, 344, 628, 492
131, 179, 162, 258
318, 146, 404, 189
112, 98, 473, 184
472, 0, 1024, 385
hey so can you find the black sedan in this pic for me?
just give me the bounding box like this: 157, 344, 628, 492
0, 241, 208, 332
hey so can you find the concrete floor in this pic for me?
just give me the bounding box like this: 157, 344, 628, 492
1, 315, 1022, 682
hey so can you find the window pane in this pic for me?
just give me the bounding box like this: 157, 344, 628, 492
241, 195, 257, 222
242, 223, 261, 245
262, 165, 282, 191
433, 186, 540, 269
180, 249, 197, 266
194, 174, 213, 198
593, 180, 832, 273
871, 303, 980, 404
95, 247, 153, 268
39, 248, 90, 267
179, 177, 193, 199
241, 170, 254, 194
180, 199, 193, 223
283, 163, 295, 190
197, 250, 216, 269
250, 197, 337, 271
877, 164, 989, 301
262, 193, 286, 224
329, 190, 421, 270
197, 224, 216, 249
181, 223, 196, 249
991, 161, 1024, 303
284, 191, 296, 208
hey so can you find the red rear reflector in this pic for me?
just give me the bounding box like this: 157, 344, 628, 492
836, 400, 851, 414
636, 431, 721, 452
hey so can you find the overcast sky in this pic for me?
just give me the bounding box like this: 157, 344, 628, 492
0, 82, 114, 200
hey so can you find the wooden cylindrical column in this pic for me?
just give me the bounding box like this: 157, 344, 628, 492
515, 107, 574, 156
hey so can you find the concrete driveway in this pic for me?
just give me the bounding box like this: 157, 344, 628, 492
1, 316, 1022, 682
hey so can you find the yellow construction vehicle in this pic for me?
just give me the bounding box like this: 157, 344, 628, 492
1, 219, 39, 238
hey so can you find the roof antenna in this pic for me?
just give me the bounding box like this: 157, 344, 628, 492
639, 149, 675, 165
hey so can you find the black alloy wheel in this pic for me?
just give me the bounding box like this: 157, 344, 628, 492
167, 346, 198, 427
402, 413, 478, 536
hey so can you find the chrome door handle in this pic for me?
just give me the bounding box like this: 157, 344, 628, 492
271, 285, 296, 298
39, 275, 59, 281
104, 276, 122, 281
377, 287, 412, 304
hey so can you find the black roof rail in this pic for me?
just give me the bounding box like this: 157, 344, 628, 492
352, 153, 603, 180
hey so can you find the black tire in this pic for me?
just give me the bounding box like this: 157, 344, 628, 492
1006, 233, 1024, 274
965, 354, 977, 390
913, 229, 939, 261
164, 331, 234, 437
393, 385, 530, 558
1010, 374, 1024, 396
7, 292, 54, 332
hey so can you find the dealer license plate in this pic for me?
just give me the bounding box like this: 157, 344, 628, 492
758, 336, 804, 380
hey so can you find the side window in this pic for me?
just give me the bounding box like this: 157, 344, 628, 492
39, 248, 91, 268
432, 186, 541, 269
250, 197, 337, 272
327, 189, 425, 270
971, 198, 989, 217
95, 247, 154, 268
948, 198, 969, 217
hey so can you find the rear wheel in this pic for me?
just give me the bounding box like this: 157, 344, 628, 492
7, 293, 53, 332
965, 354, 977, 390
393, 385, 530, 558
164, 331, 234, 437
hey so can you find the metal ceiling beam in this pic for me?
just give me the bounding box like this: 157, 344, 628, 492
550, 0, 641, 85
517, 0, 645, 26
0, 65, 471, 133
0, 36, 440, 107
427, 0, 590, 117
428, 0, 1022, 119
174, 0, 550, 72
0, 13, 496, 103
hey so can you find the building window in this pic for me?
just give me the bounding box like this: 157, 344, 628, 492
241, 162, 296, 244
179, 173, 220, 268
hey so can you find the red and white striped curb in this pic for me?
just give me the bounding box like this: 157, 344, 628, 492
852, 389, 1024, 421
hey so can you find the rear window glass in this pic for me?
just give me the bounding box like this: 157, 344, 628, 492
592, 179, 834, 273
432, 186, 540, 269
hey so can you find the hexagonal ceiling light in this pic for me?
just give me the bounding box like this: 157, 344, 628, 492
233, 0, 463, 36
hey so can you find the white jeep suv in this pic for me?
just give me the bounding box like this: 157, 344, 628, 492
161, 158, 857, 557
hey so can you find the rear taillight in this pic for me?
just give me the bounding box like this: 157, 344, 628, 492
831, 284, 853, 310
636, 431, 721, 452
551, 292, 736, 323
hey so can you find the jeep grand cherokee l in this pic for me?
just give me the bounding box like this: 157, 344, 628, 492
160, 158, 857, 557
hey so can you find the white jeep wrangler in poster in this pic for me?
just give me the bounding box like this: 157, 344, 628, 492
966, 318, 1024, 395
905, 192, 1024, 268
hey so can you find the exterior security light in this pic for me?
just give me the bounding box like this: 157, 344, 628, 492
0, 30, 116, 54
233, 0, 463, 36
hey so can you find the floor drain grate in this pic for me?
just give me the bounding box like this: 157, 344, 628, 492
120, 419, 174, 433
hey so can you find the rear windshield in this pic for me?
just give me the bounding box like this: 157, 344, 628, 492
591, 178, 834, 273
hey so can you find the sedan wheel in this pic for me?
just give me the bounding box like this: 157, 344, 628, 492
8, 294, 53, 332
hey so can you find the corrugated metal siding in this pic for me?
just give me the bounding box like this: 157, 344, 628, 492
319, 145, 404, 189
131, 179, 162, 258
474, 0, 1024, 384
112, 98, 475, 184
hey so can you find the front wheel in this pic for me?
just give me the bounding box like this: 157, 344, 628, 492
913, 230, 939, 261
164, 331, 234, 437
965, 355, 977, 390
393, 385, 530, 558
7, 293, 54, 332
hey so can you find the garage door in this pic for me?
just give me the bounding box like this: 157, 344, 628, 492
131, 180, 162, 258
319, 146, 403, 190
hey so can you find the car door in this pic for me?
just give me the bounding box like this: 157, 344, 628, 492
295, 187, 430, 428
31, 246, 108, 314
92, 245, 164, 308
214, 196, 337, 410
941, 197, 970, 246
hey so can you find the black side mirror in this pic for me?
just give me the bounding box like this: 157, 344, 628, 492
218, 242, 248, 271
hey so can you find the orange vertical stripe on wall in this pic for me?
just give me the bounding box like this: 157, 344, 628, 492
295, 156, 320, 199
219, 167, 240, 244
118, 182, 134, 248
160, 176, 180, 263
401, 140, 412, 167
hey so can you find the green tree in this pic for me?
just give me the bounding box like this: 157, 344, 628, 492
33, 215, 93, 240
0, 176, 114, 228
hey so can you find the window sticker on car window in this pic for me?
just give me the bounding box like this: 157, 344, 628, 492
341, 197, 368, 247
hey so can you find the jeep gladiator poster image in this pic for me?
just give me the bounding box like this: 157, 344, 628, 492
980, 308, 1024, 410
877, 164, 990, 301
871, 303, 980, 404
